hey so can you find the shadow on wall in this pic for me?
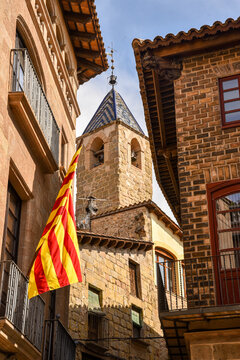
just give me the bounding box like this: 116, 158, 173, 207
68, 303, 168, 360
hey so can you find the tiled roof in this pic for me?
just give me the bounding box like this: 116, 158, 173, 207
132, 17, 240, 51
83, 88, 144, 134
77, 230, 153, 251
60, 0, 108, 84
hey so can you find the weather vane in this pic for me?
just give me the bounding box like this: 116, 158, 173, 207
107, 45, 117, 89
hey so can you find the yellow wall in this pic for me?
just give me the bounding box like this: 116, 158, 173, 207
151, 213, 183, 283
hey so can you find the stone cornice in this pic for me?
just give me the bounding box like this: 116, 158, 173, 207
77, 231, 153, 251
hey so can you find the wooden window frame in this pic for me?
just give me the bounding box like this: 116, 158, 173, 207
131, 306, 142, 338
129, 260, 141, 299
155, 249, 175, 293
2, 183, 22, 263
219, 75, 240, 129
207, 179, 240, 257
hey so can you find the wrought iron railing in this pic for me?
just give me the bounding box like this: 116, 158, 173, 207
42, 319, 76, 360
157, 250, 240, 312
88, 311, 109, 349
10, 48, 60, 164
0, 261, 45, 351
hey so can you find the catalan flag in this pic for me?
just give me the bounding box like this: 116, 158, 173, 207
28, 147, 82, 299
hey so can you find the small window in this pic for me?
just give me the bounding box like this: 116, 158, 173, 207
131, 138, 141, 168
155, 249, 175, 292
88, 286, 101, 310
2, 183, 21, 262
129, 260, 141, 298
131, 306, 142, 338
219, 75, 240, 127
90, 138, 104, 169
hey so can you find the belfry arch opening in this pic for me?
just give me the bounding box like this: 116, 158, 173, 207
131, 138, 141, 169
90, 138, 104, 168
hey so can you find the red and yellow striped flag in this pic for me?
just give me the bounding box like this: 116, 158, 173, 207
28, 147, 82, 299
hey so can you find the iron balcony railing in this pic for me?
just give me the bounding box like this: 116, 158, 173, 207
10, 48, 60, 164
157, 250, 240, 312
42, 319, 76, 360
88, 311, 109, 350
0, 260, 45, 351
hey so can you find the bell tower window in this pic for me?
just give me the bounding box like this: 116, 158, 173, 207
90, 138, 104, 168
131, 138, 141, 169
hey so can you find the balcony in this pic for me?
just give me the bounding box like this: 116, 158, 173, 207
157, 252, 240, 360
158, 251, 240, 312
42, 319, 76, 360
8, 49, 60, 173
0, 261, 45, 359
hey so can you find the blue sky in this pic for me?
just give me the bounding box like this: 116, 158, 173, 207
76, 1, 240, 222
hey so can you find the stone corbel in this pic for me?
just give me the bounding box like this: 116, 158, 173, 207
142, 51, 182, 81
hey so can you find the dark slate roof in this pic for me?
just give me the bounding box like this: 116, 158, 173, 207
83, 88, 144, 134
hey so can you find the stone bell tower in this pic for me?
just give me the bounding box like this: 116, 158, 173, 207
76, 69, 152, 221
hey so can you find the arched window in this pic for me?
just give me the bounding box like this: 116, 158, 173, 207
155, 249, 175, 292
90, 138, 104, 168
208, 180, 240, 305
131, 138, 141, 169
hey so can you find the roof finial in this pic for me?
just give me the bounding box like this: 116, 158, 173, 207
107, 45, 117, 89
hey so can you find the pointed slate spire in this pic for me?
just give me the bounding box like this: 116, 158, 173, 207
83, 47, 144, 135
83, 89, 144, 135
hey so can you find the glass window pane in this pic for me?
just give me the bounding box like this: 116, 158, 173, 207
131, 308, 141, 326
223, 89, 239, 101
222, 78, 238, 90
217, 192, 240, 210
225, 111, 240, 123
224, 100, 240, 112
88, 288, 101, 310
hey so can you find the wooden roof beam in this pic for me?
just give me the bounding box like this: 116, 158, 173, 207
69, 30, 96, 42
116, 241, 125, 249
152, 70, 166, 148
64, 12, 92, 24
77, 58, 103, 72
91, 237, 101, 246
81, 236, 92, 245
99, 239, 110, 247
165, 156, 180, 199
67, 0, 85, 3
76, 49, 100, 59
157, 145, 177, 158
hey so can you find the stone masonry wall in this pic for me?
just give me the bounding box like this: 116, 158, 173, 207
0, 0, 78, 330
91, 206, 152, 241
76, 121, 152, 221
69, 244, 168, 360
118, 123, 152, 207
175, 44, 240, 260
76, 123, 120, 219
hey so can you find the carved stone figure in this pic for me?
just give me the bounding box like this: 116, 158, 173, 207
142, 51, 182, 81
77, 196, 98, 230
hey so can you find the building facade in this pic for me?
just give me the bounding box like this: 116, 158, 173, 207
70, 85, 183, 359
0, 0, 107, 359
133, 16, 240, 360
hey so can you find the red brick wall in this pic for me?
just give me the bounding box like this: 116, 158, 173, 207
175, 45, 240, 260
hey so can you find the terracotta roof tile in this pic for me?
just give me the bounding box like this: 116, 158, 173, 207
132, 17, 240, 51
